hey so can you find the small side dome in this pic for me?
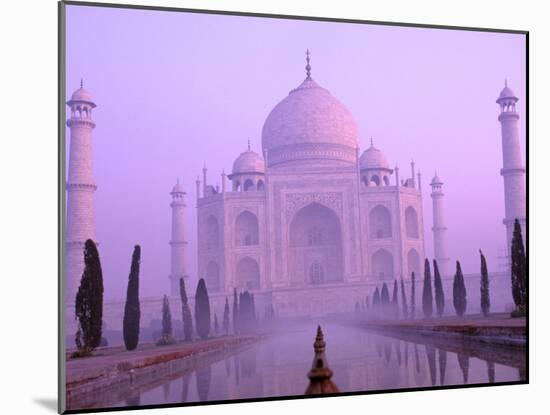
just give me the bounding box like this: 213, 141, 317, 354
232, 146, 265, 176
360, 142, 391, 171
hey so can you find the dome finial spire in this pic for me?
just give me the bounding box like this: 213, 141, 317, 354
505, 78, 508, 88
370, 136, 374, 147
247, 139, 251, 151
305, 49, 311, 79
80, 78, 83, 89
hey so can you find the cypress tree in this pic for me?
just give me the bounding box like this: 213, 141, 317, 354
223, 297, 230, 335
400, 279, 409, 320
433, 260, 445, 318
238, 292, 245, 332
422, 259, 433, 318
391, 280, 399, 319
438, 349, 447, 385
480, 250, 491, 317
453, 261, 467, 317
410, 272, 416, 320
238, 291, 257, 334
214, 313, 219, 335
179, 278, 193, 341
195, 278, 211, 339
232, 288, 239, 334
123, 245, 141, 351
511, 219, 527, 313
380, 283, 390, 318
156, 294, 175, 345
162, 294, 172, 336
457, 353, 470, 383
250, 293, 257, 332
381, 283, 390, 304
74, 239, 104, 354
372, 287, 380, 318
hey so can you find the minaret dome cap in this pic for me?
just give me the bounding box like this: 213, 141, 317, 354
67, 83, 96, 107
431, 173, 443, 185
171, 179, 186, 194
496, 80, 518, 103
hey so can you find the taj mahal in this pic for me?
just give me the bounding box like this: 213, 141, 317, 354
64, 52, 526, 329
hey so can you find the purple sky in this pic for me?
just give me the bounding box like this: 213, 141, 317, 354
65, 5, 526, 300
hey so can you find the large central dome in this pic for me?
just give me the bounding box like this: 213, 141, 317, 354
261, 69, 359, 167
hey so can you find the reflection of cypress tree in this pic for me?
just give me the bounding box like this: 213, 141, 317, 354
195, 365, 212, 402
162, 382, 170, 402
394, 340, 402, 366
487, 361, 495, 383
400, 279, 409, 320
383, 339, 392, 363
125, 394, 141, 407
414, 344, 420, 374
234, 355, 240, 385
405, 341, 409, 367
181, 374, 190, 402
224, 357, 231, 377
374, 336, 383, 358
438, 349, 447, 385
241, 350, 257, 379
422, 259, 433, 318
457, 353, 470, 383
425, 345, 437, 386
413, 343, 427, 387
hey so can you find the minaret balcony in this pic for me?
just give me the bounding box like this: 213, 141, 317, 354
66, 118, 96, 128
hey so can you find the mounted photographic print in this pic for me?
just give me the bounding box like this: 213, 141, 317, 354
59, 1, 528, 413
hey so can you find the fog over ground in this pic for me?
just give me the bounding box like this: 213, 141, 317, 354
65, 5, 526, 300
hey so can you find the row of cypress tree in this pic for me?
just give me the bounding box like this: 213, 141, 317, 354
361, 252, 494, 320
231, 288, 259, 335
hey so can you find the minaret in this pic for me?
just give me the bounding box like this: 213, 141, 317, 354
430, 173, 450, 276
496, 81, 526, 252
65, 81, 97, 305
169, 179, 187, 296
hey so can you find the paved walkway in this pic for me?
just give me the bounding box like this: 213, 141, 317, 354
66, 335, 260, 385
